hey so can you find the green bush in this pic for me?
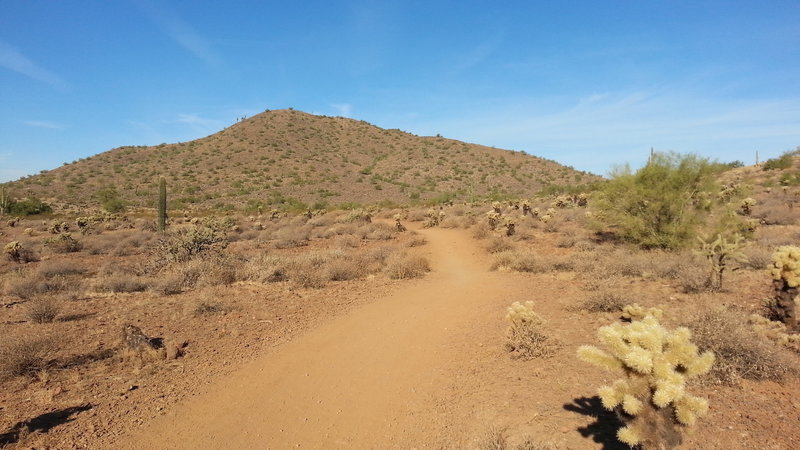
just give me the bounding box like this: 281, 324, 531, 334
594, 152, 722, 249
7, 197, 52, 215
762, 151, 796, 171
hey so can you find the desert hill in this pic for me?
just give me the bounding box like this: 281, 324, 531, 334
7, 109, 598, 211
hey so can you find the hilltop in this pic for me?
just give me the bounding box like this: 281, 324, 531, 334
6, 109, 597, 212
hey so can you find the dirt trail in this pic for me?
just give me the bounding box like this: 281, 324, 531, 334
115, 227, 515, 449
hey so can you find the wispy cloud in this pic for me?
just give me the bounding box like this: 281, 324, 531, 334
135, 0, 222, 67
22, 120, 66, 130
174, 113, 226, 134
0, 41, 67, 89
331, 103, 353, 117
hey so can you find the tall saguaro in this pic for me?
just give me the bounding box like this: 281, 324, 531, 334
157, 177, 167, 232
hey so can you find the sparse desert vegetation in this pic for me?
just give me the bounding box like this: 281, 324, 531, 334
2, 128, 800, 449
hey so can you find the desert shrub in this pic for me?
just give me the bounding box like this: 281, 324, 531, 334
471, 222, 491, 240
25, 296, 61, 323
290, 262, 328, 288
491, 251, 544, 273
245, 254, 291, 283
326, 258, 362, 281
360, 222, 394, 240
404, 234, 427, 247
577, 290, 628, 313
0, 334, 56, 379
101, 274, 147, 293
42, 233, 81, 253
385, 252, 430, 279
5, 272, 74, 299
157, 227, 226, 264
485, 236, 514, 254
685, 308, 797, 384
149, 271, 184, 295
193, 299, 229, 316
694, 234, 745, 291
594, 152, 725, 249
578, 307, 714, 448
556, 235, 576, 248
4, 240, 37, 263
273, 225, 311, 248
762, 151, 795, 171
505, 301, 555, 359
7, 197, 52, 216
37, 260, 87, 278
740, 246, 773, 270
334, 234, 360, 248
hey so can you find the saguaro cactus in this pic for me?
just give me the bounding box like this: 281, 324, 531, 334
157, 177, 167, 232
0, 185, 8, 215
577, 308, 714, 449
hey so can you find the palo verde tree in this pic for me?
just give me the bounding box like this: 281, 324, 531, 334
594, 152, 725, 249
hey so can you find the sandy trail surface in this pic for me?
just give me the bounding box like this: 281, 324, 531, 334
116, 226, 515, 449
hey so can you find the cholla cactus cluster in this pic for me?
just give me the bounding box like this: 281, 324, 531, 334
503, 217, 516, 236
505, 301, 553, 358
521, 200, 532, 216
768, 246, 800, 331
770, 246, 800, 287
486, 210, 501, 230
749, 314, 800, 350
422, 208, 443, 228
621, 303, 663, 322
491, 201, 502, 214
739, 197, 757, 216
48, 221, 69, 234
393, 213, 406, 232
577, 308, 714, 448
4, 240, 22, 262
694, 234, 745, 291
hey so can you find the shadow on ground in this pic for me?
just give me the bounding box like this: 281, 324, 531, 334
563, 396, 627, 450
0, 404, 92, 445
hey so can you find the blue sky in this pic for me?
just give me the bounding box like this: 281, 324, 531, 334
1, 1, 799, 182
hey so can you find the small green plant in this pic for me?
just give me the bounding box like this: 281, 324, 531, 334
577, 307, 714, 448
504, 301, 554, 358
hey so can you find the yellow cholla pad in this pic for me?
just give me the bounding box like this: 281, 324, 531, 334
770, 246, 800, 287
617, 426, 642, 446
505, 301, 542, 325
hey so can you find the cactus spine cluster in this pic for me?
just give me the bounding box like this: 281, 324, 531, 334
768, 246, 800, 331
157, 177, 167, 233
577, 308, 714, 448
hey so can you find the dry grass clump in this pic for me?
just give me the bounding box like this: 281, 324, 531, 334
111, 231, 155, 256
485, 236, 515, 254
685, 307, 799, 384
0, 334, 56, 380
326, 258, 363, 281
149, 271, 184, 295
273, 225, 311, 248
404, 233, 427, 247
245, 254, 291, 283
491, 251, 572, 273
5, 272, 79, 299
334, 234, 360, 249
358, 222, 395, 240
100, 274, 148, 293
472, 222, 491, 240
25, 296, 61, 323
575, 290, 628, 313
479, 429, 557, 450
740, 246, 773, 270
385, 252, 431, 279
37, 260, 87, 278
290, 261, 328, 288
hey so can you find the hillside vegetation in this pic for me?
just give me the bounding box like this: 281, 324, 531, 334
6, 109, 597, 212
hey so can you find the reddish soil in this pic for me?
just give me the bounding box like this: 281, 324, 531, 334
3, 223, 800, 449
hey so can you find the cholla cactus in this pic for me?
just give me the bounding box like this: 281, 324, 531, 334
749, 314, 800, 350
694, 234, 745, 291
48, 221, 69, 234
768, 246, 800, 331
505, 301, 553, 358
552, 195, 571, 208
422, 208, 440, 228
521, 200, 532, 216
491, 201, 502, 214
576, 192, 589, 207
4, 240, 22, 262
503, 217, 516, 237
393, 213, 406, 232
621, 303, 664, 322
486, 210, 501, 230
531, 207, 540, 217
577, 308, 714, 448
739, 197, 757, 216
